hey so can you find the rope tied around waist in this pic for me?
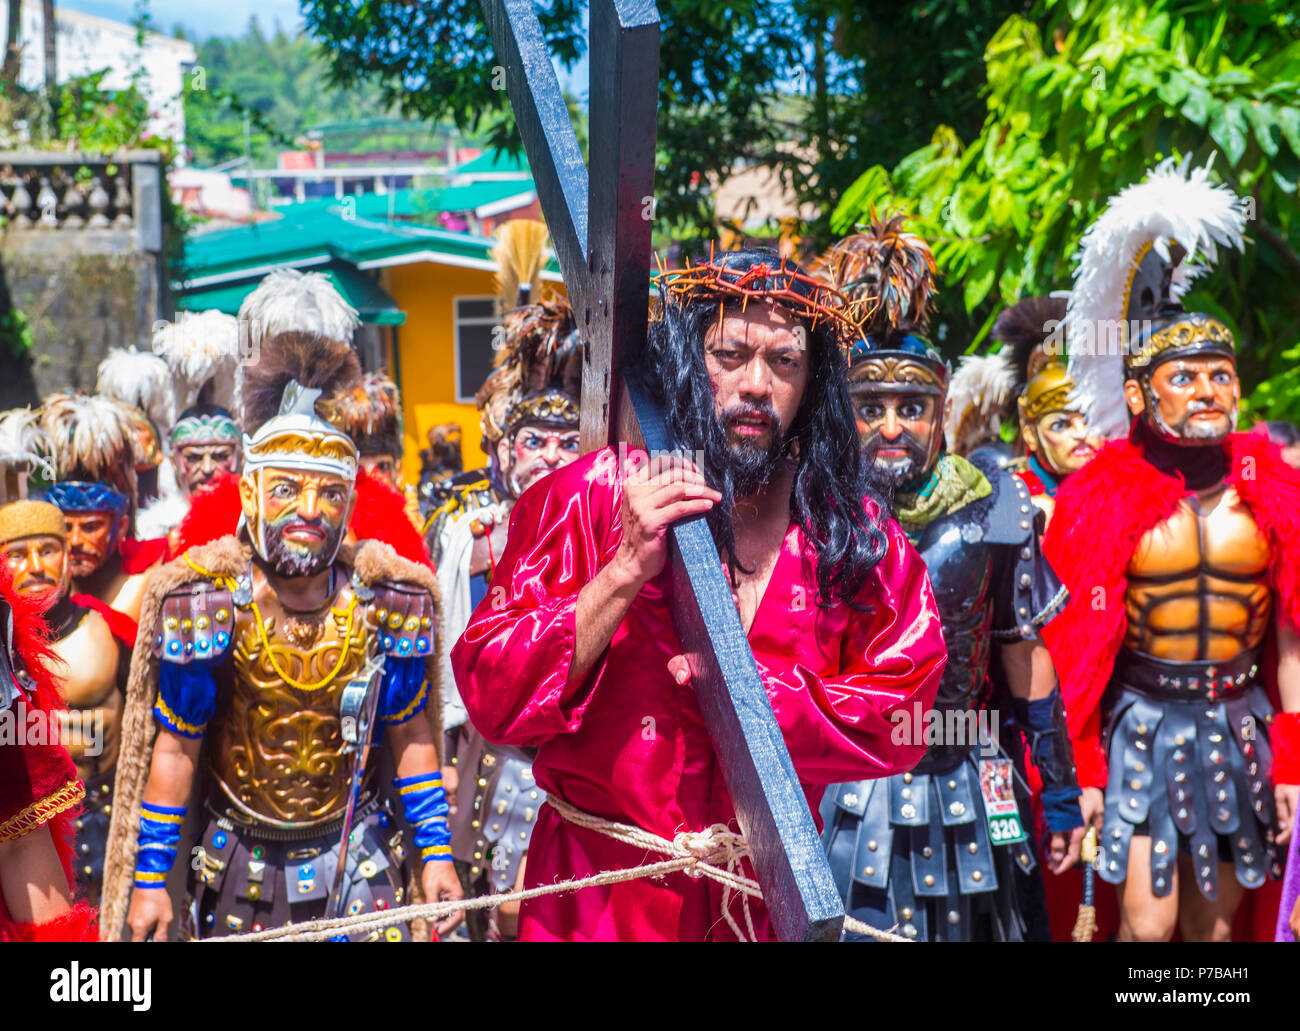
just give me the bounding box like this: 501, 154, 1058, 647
207, 795, 907, 943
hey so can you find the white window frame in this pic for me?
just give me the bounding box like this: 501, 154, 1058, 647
453, 295, 500, 404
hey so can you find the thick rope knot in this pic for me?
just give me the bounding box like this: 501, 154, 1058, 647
672, 823, 746, 874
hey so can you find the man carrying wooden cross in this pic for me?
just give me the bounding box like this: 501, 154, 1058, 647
453, 250, 946, 941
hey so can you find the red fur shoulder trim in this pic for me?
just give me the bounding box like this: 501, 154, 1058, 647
171, 472, 244, 557
349, 468, 432, 569
1228, 432, 1300, 632
120, 536, 168, 574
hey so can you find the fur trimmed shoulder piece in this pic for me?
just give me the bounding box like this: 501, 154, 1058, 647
1042, 433, 1300, 789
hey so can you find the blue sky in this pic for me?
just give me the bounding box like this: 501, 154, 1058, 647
59, 0, 303, 39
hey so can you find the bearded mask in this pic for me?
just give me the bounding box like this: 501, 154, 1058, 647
502, 390, 581, 498
239, 467, 354, 577
1018, 361, 1098, 477
239, 383, 358, 577
1125, 317, 1240, 447
2, 534, 69, 602
849, 344, 949, 489
171, 408, 243, 495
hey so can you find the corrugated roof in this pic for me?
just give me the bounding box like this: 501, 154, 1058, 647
451, 148, 530, 176
178, 206, 500, 286
177, 260, 406, 326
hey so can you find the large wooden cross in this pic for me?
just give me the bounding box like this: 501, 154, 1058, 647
481, 0, 844, 941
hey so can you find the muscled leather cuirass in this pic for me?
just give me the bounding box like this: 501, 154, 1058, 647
208, 576, 375, 829
1125, 487, 1272, 661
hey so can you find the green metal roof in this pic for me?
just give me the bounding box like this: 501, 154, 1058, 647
177, 260, 406, 326
451, 148, 530, 176
178, 206, 500, 285
329, 179, 536, 221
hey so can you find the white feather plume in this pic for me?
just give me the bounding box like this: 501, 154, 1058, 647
135, 471, 189, 539
96, 347, 174, 432
152, 309, 242, 416
237, 269, 360, 350
1065, 155, 1248, 440
945, 352, 1016, 455
39, 393, 137, 481
0, 407, 55, 479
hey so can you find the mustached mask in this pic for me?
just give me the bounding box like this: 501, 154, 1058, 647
239, 382, 358, 572
1065, 156, 1249, 445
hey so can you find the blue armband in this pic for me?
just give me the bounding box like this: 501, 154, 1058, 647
153, 662, 218, 738
135, 802, 186, 889
394, 772, 451, 863
378, 655, 431, 726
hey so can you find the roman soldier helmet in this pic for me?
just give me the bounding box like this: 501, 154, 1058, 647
1065, 156, 1249, 440
238, 331, 363, 562
150, 309, 243, 446
815, 214, 946, 473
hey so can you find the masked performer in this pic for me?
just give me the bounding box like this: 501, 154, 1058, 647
944, 352, 1017, 467
0, 500, 125, 905
981, 297, 1098, 527
166, 274, 427, 571
812, 218, 1082, 941
101, 330, 461, 942
435, 297, 582, 940
40, 393, 154, 641
0, 561, 99, 941
112, 312, 244, 544
96, 346, 173, 509
452, 250, 946, 941
336, 371, 424, 534
1043, 157, 1300, 942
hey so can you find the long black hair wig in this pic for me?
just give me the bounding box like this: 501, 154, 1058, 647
632, 249, 891, 608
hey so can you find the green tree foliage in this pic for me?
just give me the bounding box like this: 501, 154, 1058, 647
832, 0, 1300, 421
182, 18, 402, 166
300, 0, 815, 243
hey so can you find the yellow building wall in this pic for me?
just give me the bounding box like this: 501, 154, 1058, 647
380, 262, 498, 485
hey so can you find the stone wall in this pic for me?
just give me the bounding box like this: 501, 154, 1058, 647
0, 151, 166, 408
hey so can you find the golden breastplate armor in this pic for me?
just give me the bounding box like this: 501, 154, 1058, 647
207, 580, 375, 829
50, 610, 121, 778
1125, 488, 1272, 661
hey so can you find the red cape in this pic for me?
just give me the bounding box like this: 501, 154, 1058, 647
173, 469, 431, 569
71, 592, 138, 650
0, 566, 98, 941
120, 535, 168, 574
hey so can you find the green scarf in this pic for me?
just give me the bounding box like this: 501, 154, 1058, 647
894, 453, 991, 542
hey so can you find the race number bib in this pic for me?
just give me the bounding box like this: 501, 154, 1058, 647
978, 759, 1026, 845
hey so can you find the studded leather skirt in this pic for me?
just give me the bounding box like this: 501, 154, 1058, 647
820, 750, 1038, 942
1099, 652, 1282, 901
73, 768, 113, 906
182, 797, 410, 940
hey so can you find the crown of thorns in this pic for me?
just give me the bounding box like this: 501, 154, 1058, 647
654, 254, 870, 350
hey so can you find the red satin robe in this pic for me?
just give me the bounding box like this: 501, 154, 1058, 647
452, 447, 946, 941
